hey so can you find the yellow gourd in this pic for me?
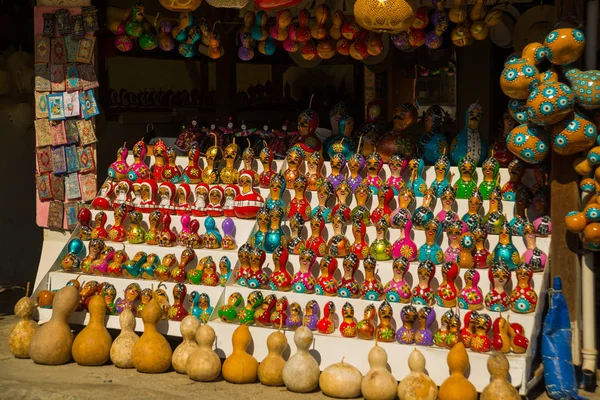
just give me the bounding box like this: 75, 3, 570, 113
222, 324, 258, 383
172, 315, 200, 374
110, 308, 139, 368
282, 326, 320, 392
29, 285, 79, 365
72, 294, 113, 365
320, 358, 363, 398
480, 352, 520, 400
438, 342, 477, 400
258, 328, 288, 386
8, 283, 37, 358
397, 349, 438, 400
449, 0, 467, 23
469, 0, 486, 21
186, 323, 222, 381
361, 341, 397, 400
131, 294, 173, 373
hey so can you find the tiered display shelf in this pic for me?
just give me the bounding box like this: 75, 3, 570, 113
34, 153, 548, 395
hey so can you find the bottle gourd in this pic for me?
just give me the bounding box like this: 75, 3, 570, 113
72, 294, 113, 365
8, 284, 38, 358
258, 329, 288, 386
222, 324, 258, 383
282, 326, 320, 392
480, 352, 520, 400
438, 341, 477, 400
110, 308, 139, 368
397, 349, 438, 400
172, 315, 200, 374
361, 342, 397, 400
186, 323, 222, 381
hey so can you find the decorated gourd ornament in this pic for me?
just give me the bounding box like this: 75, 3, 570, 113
522, 222, 547, 271
492, 315, 511, 353
258, 328, 288, 386
320, 359, 363, 399
306, 151, 325, 192
418, 219, 444, 265
361, 256, 385, 300
282, 326, 320, 392
490, 221, 521, 270
376, 103, 418, 162
501, 159, 528, 201
414, 306, 436, 346
418, 105, 449, 164
438, 342, 477, 400
315, 255, 339, 296
223, 324, 258, 383
483, 187, 506, 234
445, 220, 466, 263
436, 261, 459, 307
325, 113, 357, 161
8, 284, 37, 358
397, 349, 438, 400
172, 315, 201, 374
384, 257, 412, 303
499, 43, 542, 100
292, 249, 317, 293
551, 111, 597, 155
317, 301, 336, 334
472, 225, 490, 269
29, 284, 79, 365
288, 175, 312, 221
376, 300, 396, 342
485, 262, 511, 312
510, 263, 538, 313
293, 97, 322, 154
110, 309, 139, 368
480, 352, 520, 400
437, 186, 459, 231
370, 219, 392, 261
338, 302, 357, 337
450, 102, 487, 166
458, 269, 484, 310
544, 27, 585, 65
131, 291, 172, 373
454, 155, 477, 199
108, 143, 129, 181
470, 313, 493, 352
338, 253, 360, 298
479, 154, 500, 200
356, 303, 376, 340
237, 290, 264, 325
72, 295, 113, 366
256, 295, 277, 327
186, 323, 221, 382
396, 305, 417, 344
563, 64, 600, 110
526, 80, 575, 127
302, 300, 319, 330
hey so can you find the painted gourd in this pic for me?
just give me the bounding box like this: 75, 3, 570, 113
320, 359, 363, 398
222, 324, 258, 383
499, 43, 543, 100
172, 315, 201, 374
506, 123, 549, 164
438, 342, 477, 400
258, 329, 288, 386
110, 308, 139, 368
131, 295, 173, 373
8, 288, 37, 358
550, 111, 597, 155
72, 294, 113, 366
186, 323, 222, 382
29, 284, 79, 365
361, 342, 397, 400
526, 81, 574, 126
397, 349, 438, 400
282, 326, 320, 392
480, 352, 520, 400
543, 28, 585, 66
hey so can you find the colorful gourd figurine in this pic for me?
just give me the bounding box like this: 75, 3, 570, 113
480, 352, 521, 400
396, 305, 417, 344
347, 147, 365, 192
156, 213, 176, 247
470, 313, 492, 352
332, 180, 352, 222
436, 261, 459, 307
418, 105, 449, 164
182, 143, 202, 184
219, 256, 231, 286
246, 247, 269, 289
286, 302, 302, 330
203, 133, 222, 184
351, 182, 372, 225
235, 244, 252, 286
201, 256, 220, 286
305, 214, 327, 256
282, 326, 320, 392
509, 186, 532, 236
288, 175, 311, 221
357, 303, 376, 340
361, 255, 384, 301
167, 283, 188, 321
362, 341, 397, 400
414, 306, 436, 346
327, 152, 347, 190
375, 300, 396, 342
287, 213, 307, 255
483, 187, 506, 234
371, 184, 394, 225
221, 218, 237, 251
364, 152, 384, 194
256, 294, 277, 327
172, 248, 195, 283
172, 315, 201, 374
397, 349, 439, 400
369, 219, 392, 261
445, 221, 466, 262
501, 159, 527, 201
127, 140, 151, 182
454, 155, 477, 199
457, 231, 475, 269
458, 269, 484, 310
224, 185, 239, 217
472, 224, 490, 269
438, 342, 477, 400
522, 222, 547, 271
251, 208, 269, 250
60, 239, 84, 272
258, 144, 275, 189
434, 309, 452, 348
337, 302, 357, 337
490, 221, 521, 270
121, 252, 146, 280
107, 204, 128, 242
269, 296, 288, 327
284, 146, 304, 187
270, 245, 293, 291
126, 211, 146, 244
392, 215, 418, 261
412, 260, 435, 305
234, 173, 265, 219
78, 208, 92, 240
110, 308, 138, 368
144, 210, 160, 245
508, 322, 529, 353
81, 239, 103, 274
388, 154, 407, 194
203, 216, 222, 249
384, 257, 412, 303
292, 249, 316, 294
265, 207, 286, 254
311, 180, 334, 222
350, 216, 369, 260
418, 219, 444, 264
376, 103, 418, 162
485, 261, 511, 313
306, 151, 324, 191
218, 292, 244, 323
479, 154, 500, 200
431, 154, 451, 198
223, 324, 258, 383
8, 283, 37, 358
450, 101, 487, 166
408, 157, 427, 198
220, 138, 239, 184
338, 253, 360, 298
317, 301, 336, 334
91, 211, 108, 239
328, 210, 351, 257
93, 182, 113, 211
302, 300, 319, 331
237, 290, 264, 325
315, 255, 339, 296
156, 182, 176, 214
460, 310, 478, 348
510, 263, 538, 314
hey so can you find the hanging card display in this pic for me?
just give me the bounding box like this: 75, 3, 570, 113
42, 13, 56, 37
34, 119, 52, 147
50, 120, 67, 146
76, 36, 95, 63
79, 173, 97, 201
65, 36, 79, 63
36, 173, 53, 201
76, 119, 96, 145
65, 202, 79, 229
47, 200, 64, 229
65, 63, 81, 91
52, 146, 67, 174
80, 89, 99, 120
55, 9, 71, 36
65, 120, 79, 144
82, 6, 99, 32
51, 37, 67, 65
47, 93, 66, 120
35, 36, 50, 64
77, 64, 98, 90
65, 144, 80, 173
50, 64, 66, 92
63, 91, 80, 117
34, 64, 50, 92
35, 92, 49, 119
50, 174, 65, 201
65, 172, 82, 200
78, 145, 95, 172
70, 15, 85, 38
37, 146, 53, 173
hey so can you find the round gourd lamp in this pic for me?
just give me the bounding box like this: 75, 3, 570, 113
159, 0, 203, 11
354, 0, 416, 34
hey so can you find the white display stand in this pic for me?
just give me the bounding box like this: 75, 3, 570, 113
34, 152, 549, 395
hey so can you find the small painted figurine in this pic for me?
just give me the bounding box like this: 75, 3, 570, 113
155, 285, 171, 320
509, 322, 529, 354
347, 150, 365, 192
239, 140, 259, 186
202, 133, 223, 184
329, 210, 351, 258
457, 232, 475, 269
218, 292, 244, 323
115, 283, 141, 314
306, 151, 324, 191
256, 294, 277, 327
192, 183, 209, 217
155, 253, 176, 282
131, 182, 142, 210
78, 208, 92, 240
223, 185, 238, 218
108, 248, 127, 277
376, 300, 396, 342
461, 310, 479, 348
454, 155, 478, 199
235, 173, 265, 219
60, 239, 84, 272
246, 247, 269, 289
199, 293, 215, 323
157, 182, 176, 215
81, 239, 104, 274
266, 173, 286, 211
161, 147, 182, 183
265, 207, 286, 253
484, 262, 511, 312
327, 152, 347, 190
294, 105, 322, 154
436, 261, 459, 307
472, 224, 490, 269
121, 251, 147, 279
221, 218, 237, 250
238, 290, 264, 325
371, 184, 394, 225
479, 154, 500, 200
127, 140, 151, 182
450, 101, 487, 166
287, 174, 311, 221
510, 263, 538, 313
284, 146, 305, 188
145, 210, 161, 245
139, 180, 158, 213
384, 257, 412, 303
369, 219, 392, 261
357, 303, 376, 340
315, 255, 339, 296
93, 182, 113, 211
339, 302, 357, 337
436, 186, 458, 231
408, 158, 427, 198
311, 180, 333, 223
331, 180, 352, 223
365, 152, 384, 193
167, 283, 188, 321
501, 159, 528, 201
388, 154, 407, 195
491, 315, 512, 353
286, 302, 302, 330
462, 188, 483, 231
157, 213, 176, 247
235, 244, 252, 286
269, 245, 293, 291
458, 268, 484, 310
219, 256, 231, 286
351, 183, 372, 226
376, 103, 417, 162
151, 140, 167, 182
317, 301, 336, 334
392, 216, 418, 261
136, 288, 152, 318
201, 256, 220, 286
140, 253, 159, 280
482, 187, 506, 235
470, 313, 492, 352
221, 138, 240, 184
412, 188, 436, 230
203, 216, 222, 249
258, 145, 275, 189
251, 208, 269, 250
445, 221, 466, 262
430, 155, 451, 198
324, 113, 356, 161
292, 249, 317, 294
113, 181, 133, 211
522, 222, 547, 272
396, 305, 417, 344
90, 245, 114, 276
182, 143, 202, 184
338, 253, 360, 298
414, 306, 436, 346
418, 219, 444, 264
303, 300, 319, 331
287, 213, 306, 255
361, 256, 384, 301
412, 260, 436, 305
270, 296, 289, 327
171, 248, 195, 283
305, 214, 327, 256
108, 204, 128, 242
350, 217, 369, 260
490, 221, 521, 270
509, 186, 532, 236
178, 214, 192, 247
126, 211, 146, 244
418, 105, 448, 164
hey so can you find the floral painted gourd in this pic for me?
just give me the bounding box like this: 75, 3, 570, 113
458, 269, 483, 310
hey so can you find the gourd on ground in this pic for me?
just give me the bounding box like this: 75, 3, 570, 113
480, 352, 520, 400
29, 284, 79, 365
222, 324, 258, 383
172, 315, 201, 374
8, 283, 37, 358
187, 323, 222, 382
72, 294, 113, 366
438, 341, 477, 400
258, 327, 288, 386
397, 349, 438, 400
361, 341, 397, 400
320, 358, 363, 398
282, 326, 320, 392
110, 308, 139, 368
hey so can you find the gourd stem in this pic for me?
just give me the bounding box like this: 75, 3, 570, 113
26, 282, 30, 298
247, 138, 251, 149
309, 93, 314, 109
210, 132, 218, 148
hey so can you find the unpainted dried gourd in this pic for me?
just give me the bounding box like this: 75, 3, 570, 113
172, 315, 201, 374
320, 358, 363, 398
131, 295, 173, 373
8, 284, 38, 358
438, 341, 477, 400
110, 308, 139, 368
258, 328, 288, 386
397, 349, 438, 400
72, 294, 113, 365
282, 326, 320, 393
186, 323, 222, 382
361, 342, 397, 400
480, 352, 520, 400
222, 324, 258, 383
29, 285, 79, 365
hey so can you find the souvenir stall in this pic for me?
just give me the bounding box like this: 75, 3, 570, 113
15, 0, 600, 398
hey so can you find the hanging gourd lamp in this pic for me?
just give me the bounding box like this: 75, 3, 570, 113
159, 0, 203, 12
354, 0, 416, 34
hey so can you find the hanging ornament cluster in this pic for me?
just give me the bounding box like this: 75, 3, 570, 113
353, 0, 416, 34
